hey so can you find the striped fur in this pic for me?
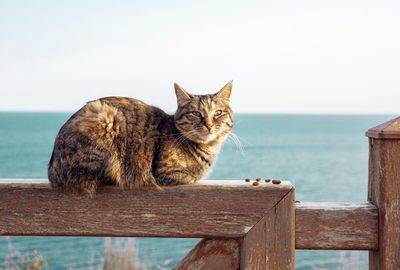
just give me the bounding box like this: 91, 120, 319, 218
48, 82, 233, 195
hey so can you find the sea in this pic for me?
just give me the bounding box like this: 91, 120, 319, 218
0, 112, 394, 270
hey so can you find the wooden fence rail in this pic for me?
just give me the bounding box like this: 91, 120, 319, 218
1, 180, 296, 269
0, 181, 378, 251
296, 202, 378, 250
1, 117, 399, 269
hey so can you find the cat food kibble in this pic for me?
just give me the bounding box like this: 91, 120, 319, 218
265, 179, 271, 183
272, 180, 281, 184
252, 181, 259, 186
256, 178, 261, 182
245, 178, 250, 182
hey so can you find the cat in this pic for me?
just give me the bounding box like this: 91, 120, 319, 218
48, 81, 233, 195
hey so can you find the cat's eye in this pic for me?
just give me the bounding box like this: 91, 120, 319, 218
214, 110, 223, 117
191, 111, 202, 117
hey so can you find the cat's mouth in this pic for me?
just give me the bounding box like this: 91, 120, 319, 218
181, 129, 219, 144
203, 132, 218, 142
199, 125, 232, 143
179, 124, 231, 144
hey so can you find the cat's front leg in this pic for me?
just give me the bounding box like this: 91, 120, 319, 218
118, 170, 160, 189
155, 170, 198, 186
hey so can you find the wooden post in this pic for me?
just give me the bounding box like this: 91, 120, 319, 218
239, 188, 295, 269
367, 117, 400, 270
175, 188, 295, 270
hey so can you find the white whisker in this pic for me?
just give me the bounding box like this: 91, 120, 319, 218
227, 132, 245, 156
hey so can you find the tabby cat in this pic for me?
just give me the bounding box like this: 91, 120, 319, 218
48, 81, 233, 195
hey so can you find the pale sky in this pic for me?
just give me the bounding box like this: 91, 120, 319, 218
0, 1, 399, 114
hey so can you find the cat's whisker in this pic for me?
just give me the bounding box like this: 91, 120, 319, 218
173, 134, 186, 148
232, 133, 251, 146
226, 136, 239, 151
233, 137, 245, 157
173, 129, 197, 148
232, 133, 245, 152
228, 132, 245, 156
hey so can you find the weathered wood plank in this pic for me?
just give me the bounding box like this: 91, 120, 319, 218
0, 179, 380, 251
0, 180, 292, 238
240, 189, 295, 269
295, 202, 378, 250
367, 136, 400, 269
174, 239, 239, 270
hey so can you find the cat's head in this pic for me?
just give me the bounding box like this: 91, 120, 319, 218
174, 81, 233, 145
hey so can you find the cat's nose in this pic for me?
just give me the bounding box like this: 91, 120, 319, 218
204, 123, 213, 131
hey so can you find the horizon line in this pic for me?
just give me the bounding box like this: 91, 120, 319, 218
0, 110, 396, 117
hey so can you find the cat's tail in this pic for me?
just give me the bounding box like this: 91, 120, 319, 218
48, 100, 125, 196
73, 100, 125, 144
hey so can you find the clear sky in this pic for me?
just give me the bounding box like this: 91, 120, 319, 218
0, 1, 399, 114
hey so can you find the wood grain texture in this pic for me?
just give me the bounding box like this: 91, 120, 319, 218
368, 138, 400, 270
0, 179, 379, 250
296, 202, 378, 250
174, 239, 239, 270
0, 180, 292, 238
240, 189, 295, 270
366, 117, 400, 139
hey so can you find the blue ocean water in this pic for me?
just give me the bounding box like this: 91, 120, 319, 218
0, 112, 393, 269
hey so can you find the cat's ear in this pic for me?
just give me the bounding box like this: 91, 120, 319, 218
174, 82, 193, 105
214, 80, 233, 101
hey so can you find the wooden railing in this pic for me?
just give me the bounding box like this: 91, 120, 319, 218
1, 117, 399, 269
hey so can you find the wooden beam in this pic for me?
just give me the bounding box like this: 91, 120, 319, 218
174, 239, 239, 270
240, 189, 295, 269
295, 202, 378, 250
0, 180, 380, 251
0, 180, 292, 238
367, 117, 400, 270
0, 179, 378, 250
